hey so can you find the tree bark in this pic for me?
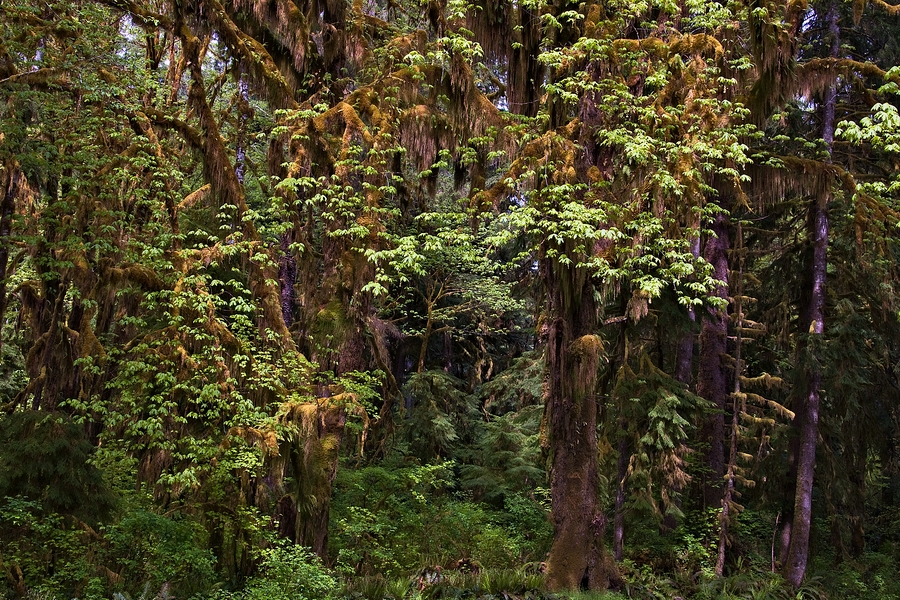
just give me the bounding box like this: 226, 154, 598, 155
717, 225, 743, 576
542, 257, 619, 591
613, 432, 628, 561
234, 71, 249, 185
783, 2, 836, 586
507, 3, 542, 117
608, 313, 629, 560
674, 233, 701, 385
697, 213, 730, 509
278, 232, 296, 327
783, 194, 828, 586
0, 162, 22, 354
297, 403, 346, 557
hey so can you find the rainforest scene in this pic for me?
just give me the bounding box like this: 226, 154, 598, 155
1, 0, 900, 597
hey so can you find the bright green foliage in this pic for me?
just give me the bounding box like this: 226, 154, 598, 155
213, 545, 338, 600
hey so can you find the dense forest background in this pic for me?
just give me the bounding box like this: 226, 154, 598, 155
2, 0, 900, 597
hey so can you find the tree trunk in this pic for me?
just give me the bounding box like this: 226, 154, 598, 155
697, 213, 730, 509
608, 313, 629, 561
297, 403, 346, 557
783, 196, 828, 586
777, 434, 799, 565
507, 3, 542, 117
783, 2, 836, 585
717, 227, 743, 576
542, 257, 618, 591
674, 233, 701, 385
234, 71, 249, 185
278, 233, 296, 327
613, 432, 628, 561
0, 162, 22, 354
674, 320, 695, 386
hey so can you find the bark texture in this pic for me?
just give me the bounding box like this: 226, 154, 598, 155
784, 190, 829, 586
783, 2, 836, 586
542, 257, 619, 591
613, 432, 628, 561
697, 213, 730, 509
0, 162, 22, 353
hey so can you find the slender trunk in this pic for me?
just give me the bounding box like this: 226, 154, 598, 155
417, 282, 444, 373
783, 4, 836, 586
697, 213, 730, 509
443, 330, 453, 373
613, 432, 628, 561
417, 303, 433, 373
716, 401, 740, 575
234, 72, 249, 185
610, 314, 629, 561
278, 233, 296, 327
674, 234, 701, 385
783, 198, 828, 586
771, 513, 781, 572
717, 224, 744, 576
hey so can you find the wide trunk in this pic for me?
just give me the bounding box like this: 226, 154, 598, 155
542, 258, 618, 590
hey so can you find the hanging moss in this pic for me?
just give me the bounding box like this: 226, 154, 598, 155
269, 399, 346, 555
568, 334, 604, 402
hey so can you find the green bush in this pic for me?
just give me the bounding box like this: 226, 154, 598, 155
103, 510, 216, 596
211, 545, 338, 600
814, 550, 900, 599
331, 459, 547, 577
0, 496, 94, 597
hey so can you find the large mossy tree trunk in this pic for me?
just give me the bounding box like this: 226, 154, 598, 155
507, 2, 542, 118
542, 255, 619, 591
296, 402, 347, 556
